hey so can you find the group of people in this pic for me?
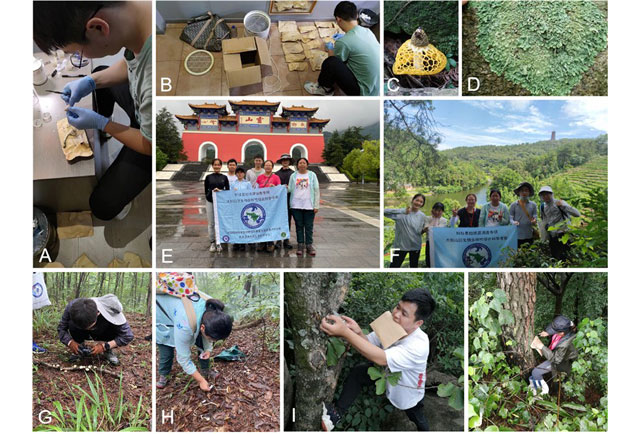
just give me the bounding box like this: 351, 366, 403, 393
204, 153, 320, 257
386, 182, 581, 268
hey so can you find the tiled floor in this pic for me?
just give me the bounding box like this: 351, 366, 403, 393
155, 181, 380, 268
36, 184, 152, 268
156, 23, 321, 96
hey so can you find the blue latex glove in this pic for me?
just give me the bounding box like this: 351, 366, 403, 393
61, 76, 96, 107
333, 33, 344, 40
66, 106, 109, 131
325, 41, 335, 50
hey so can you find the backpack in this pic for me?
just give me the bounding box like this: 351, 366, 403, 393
540, 202, 569, 222
156, 272, 209, 332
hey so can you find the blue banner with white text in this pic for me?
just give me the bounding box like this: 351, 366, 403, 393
213, 186, 290, 243
428, 226, 518, 268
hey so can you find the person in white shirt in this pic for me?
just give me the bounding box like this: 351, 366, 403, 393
246, 155, 265, 188
226, 158, 238, 183
319, 289, 436, 431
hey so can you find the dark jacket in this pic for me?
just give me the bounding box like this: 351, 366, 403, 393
540, 333, 578, 375
455, 208, 481, 227
58, 299, 134, 348
275, 167, 295, 187
204, 173, 230, 202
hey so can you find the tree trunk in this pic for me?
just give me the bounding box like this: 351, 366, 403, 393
244, 274, 253, 297
284, 273, 351, 431
74, 273, 87, 299
537, 273, 573, 317
146, 274, 152, 317
498, 272, 537, 371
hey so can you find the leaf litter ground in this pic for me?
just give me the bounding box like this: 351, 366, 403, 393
156, 320, 280, 432
32, 312, 152, 430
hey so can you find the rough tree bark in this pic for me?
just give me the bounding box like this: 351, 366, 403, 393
146, 274, 152, 317
537, 273, 573, 316
284, 272, 352, 431
498, 272, 537, 371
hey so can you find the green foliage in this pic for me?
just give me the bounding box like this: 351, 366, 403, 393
437, 347, 465, 411
385, 0, 459, 58
468, 278, 608, 431
326, 337, 346, 367
368, 365, 402, 395
322, 126, 371, 168
195, 272, 280, 324
156, 108, 187, 162
332, 273, 463, 431
472, 1, 608, 95
34, 373, 147, 431
506, 187, 608, 268
156, 147, 168, 171
342, 140, 380, 182
41, 273, 151, 314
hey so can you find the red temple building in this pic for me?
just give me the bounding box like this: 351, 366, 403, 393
174, 100, 330, 164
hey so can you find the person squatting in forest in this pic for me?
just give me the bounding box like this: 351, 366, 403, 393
58, 294, 134, 366
319, 289, 436, 431
529, 314, 578, 396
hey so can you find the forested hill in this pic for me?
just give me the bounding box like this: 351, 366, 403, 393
384, 130, 607, 194
441, 135, 608, 171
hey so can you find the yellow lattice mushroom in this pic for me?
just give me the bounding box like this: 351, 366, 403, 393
393, 28, 447, 76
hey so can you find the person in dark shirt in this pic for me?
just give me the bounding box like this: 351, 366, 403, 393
204, 158, 230, 253
451, 194, 481, 228
58, 295, 134, 366
275, 153, 296, 249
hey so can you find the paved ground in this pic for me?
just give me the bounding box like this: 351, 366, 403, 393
156, 182, 380, 268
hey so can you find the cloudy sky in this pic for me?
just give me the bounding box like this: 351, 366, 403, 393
413, 99, 608, 149
157, 99, 380, 133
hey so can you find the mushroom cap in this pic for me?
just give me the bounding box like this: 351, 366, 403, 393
392, 38, 448, 76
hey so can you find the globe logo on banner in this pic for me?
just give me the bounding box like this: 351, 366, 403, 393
241, 203, 266, 229
33, 283, 43, 298
462, 243, 492, 268
222, 235, 230, 243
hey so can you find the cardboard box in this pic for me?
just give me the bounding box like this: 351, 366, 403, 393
370, 311, 408, 349
222, 37, 273, 89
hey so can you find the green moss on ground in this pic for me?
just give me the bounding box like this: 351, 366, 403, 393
463, 0, 607, 96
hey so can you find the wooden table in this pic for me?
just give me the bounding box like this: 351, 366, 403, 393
33, 52, 99, 212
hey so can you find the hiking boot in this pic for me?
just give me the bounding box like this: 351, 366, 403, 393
321, 402, 341, 431
283, 239, 293, 249
32, 342, 46, 353
156, 374, 169, 389
209, 242, 216, 252
105, 350, 119, 366
297, 243, 304, 256
266, 243, 275, 252
306, 244, 316, 256
304, 81, 334, 96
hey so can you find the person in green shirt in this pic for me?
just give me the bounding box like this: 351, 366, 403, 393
304, 1, 380, 96
33, 1, 152, 221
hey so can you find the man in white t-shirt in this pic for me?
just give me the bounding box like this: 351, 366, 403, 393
246, 155, 265, 188
319, 289, 435, 431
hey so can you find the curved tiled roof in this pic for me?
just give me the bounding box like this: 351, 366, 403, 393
188, 103, 226, 110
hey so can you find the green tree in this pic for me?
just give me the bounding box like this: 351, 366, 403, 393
156, 148, 168, 171
156, 108, 186, 162
322, 131, 345, 167
343, 140, 380, 182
